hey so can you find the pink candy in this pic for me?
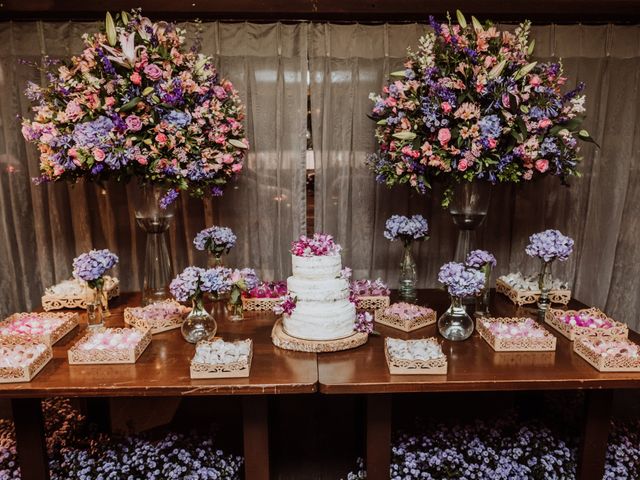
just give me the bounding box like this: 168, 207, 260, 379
562, 313, 613, 329
385, 302, 433, 320
483, 318, 546, 339
0, 344, 47, 368
136, 302, 188, 321
583, 339, 639, 358
78, 329, 143, 351
0, 315, 65, 337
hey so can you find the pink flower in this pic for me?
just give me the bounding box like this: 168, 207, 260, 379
130, 72, 142, 85
437, 128, 451, 146
125, 115, 143, 132
68, 147, 78, 158
457, 159, 468, 171
213, 86, 227, 100
441, 102, 452, 114
155, 133, 167, 144
231, 163, 243, 173
222, 154, 234, 164
539, 118, 552, 129
535, 159, 549, 173
65, 101, 83, 122
135, 155, 148, 165
529, 75, 542, 87
487, 138, 497, 149
92, 148, 105, 162
523, 169, 534, 180
105, 97, 116, 108
143, 63, 163, 81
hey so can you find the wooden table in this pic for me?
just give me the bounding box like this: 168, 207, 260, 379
318, 289, 640, 480
0, 292, 318, 480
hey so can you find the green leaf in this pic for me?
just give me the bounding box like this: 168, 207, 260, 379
228, 139, 249, 149
105, 12, 117, 47
528, 39, 536, 56
517, 117, 528, 136
488, 59, 507, 79
578, 130, 600, 147
390, 70, 406, 77
514, 61, 538, 80
520, 105, 529, 114
456, 10, 467, 29
119, 97, 141, 112
141, 86, 155, 96
376, 119, 387, 125
392, 131, 417, 141
471, 16, 483, 31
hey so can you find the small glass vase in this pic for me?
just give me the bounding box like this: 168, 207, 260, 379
228, 287, 244, 321
398, 241, 417, 301
86, 285, 104, 328
128, 181, 176, 306
474, 264, 492, 318
537, 260, 553, 312
181, 297, 217, 344
438, 295, 474, 341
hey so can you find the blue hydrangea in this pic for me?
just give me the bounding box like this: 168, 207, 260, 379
72, 116, 114, 148
525, 229, 574, 262
163, 110, 192, 128
465, 249, 497, 269
193, 226, 237, 255
201, 267, 232, 294
384, 215, 429, 243
169, 266, 205, 302
478, 114, 502, 138
72, 249, 119, 286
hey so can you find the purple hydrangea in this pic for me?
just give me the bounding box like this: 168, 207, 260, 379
169, 266, 205, 302
201, 266, 232, 294
354, 312, 374, 334
72, 249, 118, 287
230, 268, 260, 292
193, 226, 237, 256
384, 215, 429, 243
465, 249, 497, 269
159, 189, 179, 209
525, 229, 574, 262
438, 261, 485, 297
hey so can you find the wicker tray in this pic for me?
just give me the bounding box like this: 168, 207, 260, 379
496, 278, 571, 307
574, 337, 640, 372
42, 276, 120, 311
0, 312, 79, 346
355, 295, 390, 311
0, 336, 52, 384
124, 300, 191, 334
384, 338, 447, 375
68, 327, 152, 365
476, 317, 557, 352
375, 305, 436, 332
545, 307, 628, 341
242, 297, 280, 312
271, 319, 368, 353
190, 339, 253, 379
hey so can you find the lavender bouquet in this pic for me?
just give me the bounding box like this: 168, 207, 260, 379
525, 229, 574, 262
227, 268, 260, 320
194, 226, 237, 258
72, 249, 119, 289
438, 261, 485, 298
169, 266, 231, 303
465, 249, 497, 269
384, 215, 429, 245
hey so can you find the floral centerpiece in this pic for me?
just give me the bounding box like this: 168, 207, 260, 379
437, 261, 485, 341
20, 9, 248, 205
465, 249, 497, 317
384, 214, 429, 301
291, 233, 342, 257
72, 249, 119, 326
226, 268, 260, 321
525, 229, 574, 311
245, 281, 287, 299
194, 226, 237, 267
368, 10, 594, 207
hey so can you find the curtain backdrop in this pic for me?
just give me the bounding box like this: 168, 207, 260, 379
0, 21, 308, 318
310, 23, 640, 330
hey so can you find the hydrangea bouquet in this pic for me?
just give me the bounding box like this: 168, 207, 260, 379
368, 10, 594, 206
194, 226, 237, 260
72, 248, 119, 323
438, 261, 485, 298
227, 268, 260, 320
21, 10, 248, 207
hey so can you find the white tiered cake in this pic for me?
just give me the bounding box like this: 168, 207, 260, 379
283, 235, 356, 341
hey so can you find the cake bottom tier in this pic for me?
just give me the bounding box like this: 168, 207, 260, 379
283, 299, 356, 341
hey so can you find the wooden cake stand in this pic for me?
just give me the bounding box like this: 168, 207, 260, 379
271, 319, 368, 353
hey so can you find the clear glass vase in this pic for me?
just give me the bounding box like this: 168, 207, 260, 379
128, 182, 175, 306
537, 260, 553, 312
86, 284, 104, 328
438, 295, 474, 341
181, 297, 217, 344
398, 241, 417, 301
474, 264, 492, 318
448, 182, 491, 263
228, 300, 244, 321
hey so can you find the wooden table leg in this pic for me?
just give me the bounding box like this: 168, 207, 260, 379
242, 396, 270, 480
11, 398, 50, 480
577, 389, 613, 480
366, 394, 391, 480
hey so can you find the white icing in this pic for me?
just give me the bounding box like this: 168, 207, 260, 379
287, 276, 349, 302
283, 300, 356, 341
291, 254, 341, 280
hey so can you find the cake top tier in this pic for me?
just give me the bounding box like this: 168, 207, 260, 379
291, 233, 342, 257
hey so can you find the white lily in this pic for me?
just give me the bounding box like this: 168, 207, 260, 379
101, 32, 142, 68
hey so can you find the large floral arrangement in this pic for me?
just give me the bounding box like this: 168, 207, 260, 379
368, 11, 594, 206
21, 10, 248, 207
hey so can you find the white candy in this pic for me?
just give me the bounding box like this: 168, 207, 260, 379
499, 272, 569, 291
193, 339, 251, 365
386, 338, 444, 361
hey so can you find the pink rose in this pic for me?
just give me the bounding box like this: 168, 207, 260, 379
221, 153, 234, 164
539, 118, 552, 129
523, 169, 534, 180
92, 148, 105, 162
457, 159, 468, 171
68, 147, 78, 158
125, 115, 143, 132
105, 97, 116, 108
65, 101, 83, 122
130, 72, 142, 85
437, 128, 451, 146
487, 138, 497, 149
441, 102, 452, 114
155, 133, 167, 144
231, 163, 243, 173
535, 159, 549, 173
529, 75, 542, 87
144, 64, 163, 81
135, 155, 148, 165
213, 86, 227, 100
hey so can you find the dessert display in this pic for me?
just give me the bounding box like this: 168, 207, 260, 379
496, 272, 570, 306
384, 338, 447, 375
545, 307, 628, 341
68, 327, 152, 365
242, 281, 288, 312
42, 276, 120, 311
574, 337, 640, 372
0, 312, 79, 346
124, 300, 192, 334
476, 317, 557, 352
351, 278, 391, 311
0, 337, 52, 384
190, 338, 253, 379
375, 302, 436, 332
281, 234, 356, 341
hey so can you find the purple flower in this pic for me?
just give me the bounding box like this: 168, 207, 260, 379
143, 63, 164, 81
201, 267, 232, 294
125, 114, 143, 132
465, 250, 497, 269
72, 116, 114, 148
169, 266, 205, 302
230, 268, 260, 292
163, 111, 192, 128
525, 229, 574, 262
384, 215, 429, 243
193, 226, 236, 255
72, 249, 118, 287
354, 312, 374, 334
159, 189, 179, 209
273, 295, 297, 315
438, 261, 485, 297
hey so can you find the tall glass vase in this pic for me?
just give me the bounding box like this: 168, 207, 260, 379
537, 260, 553, 312
438, 295, 474, 341
128, 182, 175, 306
398, 241, 417, 302
474, 264, 492, 318
448, 182, 491, 263
181, 297, 217, 344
